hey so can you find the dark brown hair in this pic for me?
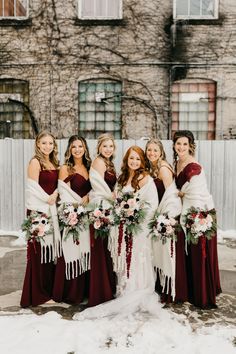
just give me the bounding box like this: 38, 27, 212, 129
64, 135, 91, 173
172, 130, 196, 171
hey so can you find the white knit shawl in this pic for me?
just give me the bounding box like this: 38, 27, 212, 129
25, 178, 61, 263
152, 181, 182, 300
89, 167, 117, 264
58, 180, 90, 280
180, 169, 215, 234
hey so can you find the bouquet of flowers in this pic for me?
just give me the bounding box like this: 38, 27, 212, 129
113, 191, 147, 236
88, 202, 114, 239
21, 211, 53, 243
148, 211, 178, 244
58, 202, 88, 244
113, 191, 148, 277
183, 206, 217, 245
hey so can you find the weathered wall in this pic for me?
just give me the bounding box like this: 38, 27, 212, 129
1, 1, 236, 139
169, 0, 236, 139
0, 0, 172, 139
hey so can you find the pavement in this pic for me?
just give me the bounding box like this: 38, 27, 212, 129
0, 234, 235, 328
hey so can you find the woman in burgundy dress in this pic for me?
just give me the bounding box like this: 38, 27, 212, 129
145, 138, 188, 304
21, 131, 59, 307
53, 135, 92, 304
173, 130, 221, 308
88, 133, 117, 306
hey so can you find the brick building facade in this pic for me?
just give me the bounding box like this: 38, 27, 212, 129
0, 0, 236, 139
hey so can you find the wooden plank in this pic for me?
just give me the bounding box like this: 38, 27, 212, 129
114, 140, 123, 173
11, 139, 25, 230
223, 140, 236, 230
0, 139, 236, 231
0, 139, 12, 230
210, 141, 225, 230
198, 140, 212, 188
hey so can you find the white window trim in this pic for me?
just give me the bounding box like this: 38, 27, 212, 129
173, 0, 219, 20
78, 0, 123, 20
0, 0, 29, 19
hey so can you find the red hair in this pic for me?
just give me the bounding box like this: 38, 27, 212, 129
118, 146, 149, 191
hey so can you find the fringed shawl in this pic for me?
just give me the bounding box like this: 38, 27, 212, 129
58, 180, 90, 280
152, 181, 182, 300
25, 178, 61, 263
180, 170, 215, 234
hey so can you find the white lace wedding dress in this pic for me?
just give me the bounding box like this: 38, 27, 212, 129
75, 176, 161, 320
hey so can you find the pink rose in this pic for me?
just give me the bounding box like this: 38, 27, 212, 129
126, 209, 134, 217
94, 209, 102, 217
94, 220, 101, 229
37, 225, 45, 237
69, 212, 78, 226
127, 198, 136, 207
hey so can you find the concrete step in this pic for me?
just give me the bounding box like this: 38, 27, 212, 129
0, 235, 235, 296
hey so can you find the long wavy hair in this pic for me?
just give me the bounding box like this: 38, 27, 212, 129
145, 138, 172, 178
33, 131, 59, 170
64, 135, 91, 173
118, 146, 149, 191
172, 130, 196, 172
96, 133, 116, 173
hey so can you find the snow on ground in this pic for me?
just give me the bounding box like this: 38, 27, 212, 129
0, 229, 235, 353
0, 307, 235, 354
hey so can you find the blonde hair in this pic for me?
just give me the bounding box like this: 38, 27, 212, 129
96, 133, 116, 173
33, 131, 59, 170
145, 138, 172, 178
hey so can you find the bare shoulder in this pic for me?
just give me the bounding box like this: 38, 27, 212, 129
159, 163, 173, 178
29, 158, 40, 169
59, 165, 69, 180
28, 158, 41, 180
138, 174, 149, 188
91, 157, 106, 175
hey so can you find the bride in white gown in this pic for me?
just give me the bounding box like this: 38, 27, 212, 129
76, 146, 161, 319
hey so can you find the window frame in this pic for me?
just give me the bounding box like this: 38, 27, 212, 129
173, 0, 219, 20
171, 80, 216, 140
78, 78, 123, 139
78, 79, 122, 139
0, 79, 30, 139
78, 0, 122, 20
0, 0, 29, 20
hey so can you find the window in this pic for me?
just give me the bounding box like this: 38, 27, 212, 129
0, 0, 28, 18
79, 80, 122, 139
173, 0, 218, 19
0, 79, 30, 138
78, 0, 122, 20
171, 80, 216, 140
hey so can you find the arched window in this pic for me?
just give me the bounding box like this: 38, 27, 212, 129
0, 79, 30, 138
78, 79, 122, 138
172, 79, 216, 140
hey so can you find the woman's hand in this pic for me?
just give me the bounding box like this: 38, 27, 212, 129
81, 195, 89, 206
47, 190, 58, 205
178, 191, 185, 198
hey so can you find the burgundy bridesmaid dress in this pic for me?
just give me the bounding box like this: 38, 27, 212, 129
176, 163, 221, 308
154, 178, 189, 303
88, 171, 117, 307
20, 170, 58, 307
52, 174, 91, 305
